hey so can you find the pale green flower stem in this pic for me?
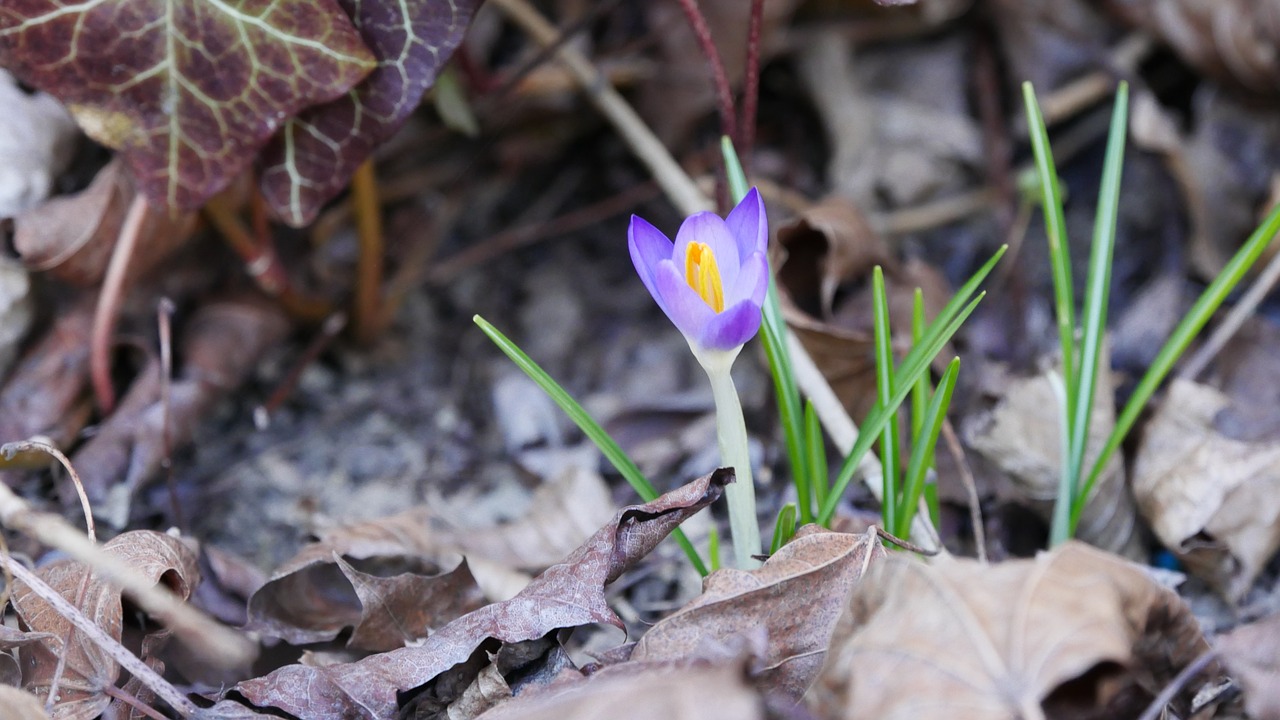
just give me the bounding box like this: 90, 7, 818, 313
696, 346, 762, 569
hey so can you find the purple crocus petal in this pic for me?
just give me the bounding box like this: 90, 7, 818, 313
628, 215, 674, 308
724, 187, 767, 259
654, 260, 716, 340
697, 299, 763, 350
672, 212, 741, 292
726, 252, 768, 307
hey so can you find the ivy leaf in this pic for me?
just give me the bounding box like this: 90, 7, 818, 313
0, 0, 377, 211
259, 0, 481, 226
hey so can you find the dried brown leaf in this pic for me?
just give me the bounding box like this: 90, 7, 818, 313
72, 297, 290, 517
230, 470, 730, 720
632, 525, 883, 699
1106, 0, 1280, 95
1216, 612, 1280, 720
474, 659, 764, 720
1132, 378, 1280, 600
776, 202, 952, 419
246, 465, 616, 643
808, 542, 1211, 719
0, 299, 93, 451
12, 160, 195, 286
9, 530, 196, 719
965, 361, 1142, 558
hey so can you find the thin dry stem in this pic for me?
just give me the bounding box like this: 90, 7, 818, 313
491, 0, 711, 216
741, 0, 764, 168
0, 480, 255, 671
0, 557, 199, 717
942, 419, 986, 563
3, 440, 95, 543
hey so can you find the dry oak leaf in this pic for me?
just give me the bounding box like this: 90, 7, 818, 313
259, 0, 481, 226
1131, 378, 1280, 601
230, 470, 730, 720
0, 0, 376, 210
632, 525, 884, 700
807, 541, 1210, 720
8, 530, 199, 720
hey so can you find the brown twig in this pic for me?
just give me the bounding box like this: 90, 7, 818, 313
351, 159, 385, 344
156, 298, 185, 530
92, 194, 150, 413
104, 685, 169, 720
941, 420, 986, 563
426, 182, 661, 284
254, 312, 348, 430
1136, 649, 1219, 720
0, 557, 199, 717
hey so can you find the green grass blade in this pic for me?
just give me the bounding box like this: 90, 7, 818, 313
722, 135, 750, 203
895, 358, 959, 537
1072, 202, 1280, 531
722, 136, 811, 525
708, 526, 721, 572
1047, 370, 1074, 546
1023, 82, 1078, 427
872, 268, 899, 530
911, 289, 929, 447
474, 315, 709, 576
805, 400, 828, 517
818, 291, 987, 525
1062, 82, 1128, 540
770, 503, 797, 553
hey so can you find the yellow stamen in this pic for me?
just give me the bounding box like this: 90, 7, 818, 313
684, 242, 725, 313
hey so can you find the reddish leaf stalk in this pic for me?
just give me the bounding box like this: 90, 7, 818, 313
740, 0, 765, 172
351, 159, 385, 344
203, 197, 331, 322
673, 0, 737, 144
91, 194, 150, 414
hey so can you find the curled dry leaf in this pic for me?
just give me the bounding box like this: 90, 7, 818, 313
247, 465, 616, 644
1105, 0, 1280, 95
248, 551, 485, 651
1131, 378, 1280, 601
776, 197, 953, 420
474, 658, 764, 720
230, 470, 730, 720
12, 159, 195, 286
965, 361, 1143, 558
632, 525, 884, 699
1216, 612, 1280, 720
72, 297, 290, 518
7, 530, 198, 720
808, 541, 1212, 720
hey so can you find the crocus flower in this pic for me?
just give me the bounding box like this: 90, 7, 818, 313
628, 188, 768, 356
628, 188, 769, 568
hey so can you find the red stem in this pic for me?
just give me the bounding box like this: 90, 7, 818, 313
740, 0, 765, 172
91, 194, 150, 414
